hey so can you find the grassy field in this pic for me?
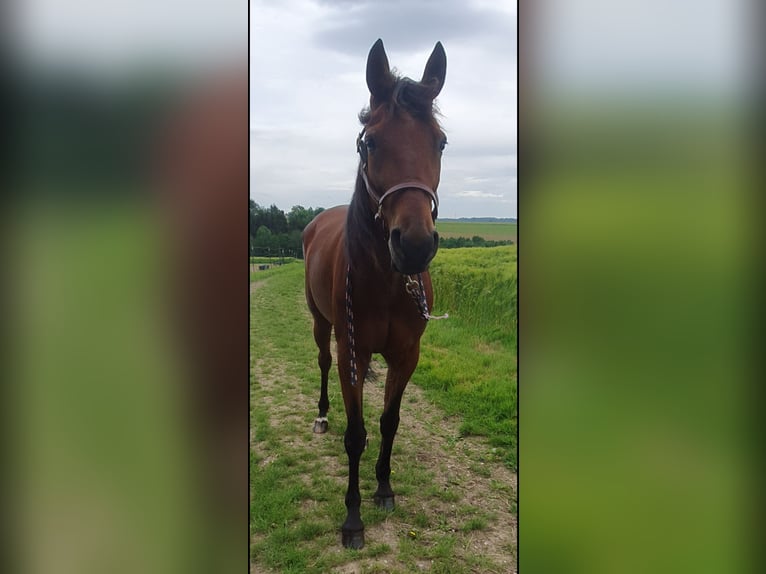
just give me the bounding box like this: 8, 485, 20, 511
11, 204, 211, 572
250, 247, 517, 572
435, 220, 517, 241
417, 246, 517, 467
250, 256, 298, 265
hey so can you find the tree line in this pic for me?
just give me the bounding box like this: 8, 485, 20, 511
250, 201, 514, 258
439, 236, 514, 249
249, 201, 325, 256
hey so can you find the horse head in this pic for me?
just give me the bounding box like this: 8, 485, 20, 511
357, 39, 447, 275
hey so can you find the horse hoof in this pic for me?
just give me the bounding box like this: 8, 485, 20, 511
313, 418, 328, 434
374, 495, 395, 511
342, 529, 364, 549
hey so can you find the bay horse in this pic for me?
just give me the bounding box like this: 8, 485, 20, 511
302, 39, 447, 549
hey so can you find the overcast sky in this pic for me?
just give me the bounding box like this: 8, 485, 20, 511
250, 0, 518, 219
14, 0, 747, 222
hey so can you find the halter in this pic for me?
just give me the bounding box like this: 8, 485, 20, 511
356, 129, 439, 224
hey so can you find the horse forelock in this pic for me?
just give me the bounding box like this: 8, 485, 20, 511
393, 77, 442, 122
358, 77, 442, 128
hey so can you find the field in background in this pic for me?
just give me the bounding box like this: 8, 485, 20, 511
250, 256, 297, 272
250, 256, 297, 264
436, 220, 517, 242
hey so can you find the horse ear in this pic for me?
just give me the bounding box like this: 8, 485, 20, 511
366, 38, 395, 103
421, 41, 446, 99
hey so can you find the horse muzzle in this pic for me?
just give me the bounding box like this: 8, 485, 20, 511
389, 228, 439, 275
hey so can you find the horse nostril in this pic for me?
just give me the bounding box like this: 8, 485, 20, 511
432, 231, 439, 249
390, 228, 402, 250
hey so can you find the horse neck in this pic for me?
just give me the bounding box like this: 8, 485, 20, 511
345, 172, 394, 285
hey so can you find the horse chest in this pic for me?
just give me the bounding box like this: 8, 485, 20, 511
353, 296, 424, 353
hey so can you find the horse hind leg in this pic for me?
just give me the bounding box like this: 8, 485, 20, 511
312, 315, 332, 434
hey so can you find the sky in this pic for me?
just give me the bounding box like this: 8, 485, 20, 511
14, 0, 246, 73
250, 0, 518, 219
535, 0, 748, 95
12, 0, 749, 222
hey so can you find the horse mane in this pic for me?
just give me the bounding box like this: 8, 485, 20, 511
345, 171, 389, 273
345, 76, 442, 272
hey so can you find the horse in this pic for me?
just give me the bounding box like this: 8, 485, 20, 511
302, 38, 448, 549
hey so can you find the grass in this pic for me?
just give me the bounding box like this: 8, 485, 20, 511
416, 245, 518, 468
249, 258, 302, 281
251, 256, 517, 572
436, 220, 517, 241
426, 246, 517, 342
251, 264, 397, 572
11, 202, 207, 571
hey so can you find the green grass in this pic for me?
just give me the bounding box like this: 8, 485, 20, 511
251, 264, 405, 572
426, 246, 517, 343
249, 258, 301, 281
11, 202, 208, 572
436, 220, 517, 241
251, 257, 516, 572
415, 246, 518, 468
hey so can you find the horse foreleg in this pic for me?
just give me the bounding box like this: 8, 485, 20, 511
342, 409, 367, 549
374, 349, 418, 511
338, 349, 370, 549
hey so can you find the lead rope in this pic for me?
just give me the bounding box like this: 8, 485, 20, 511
405, 274, 450, 321
346, 266, 448, 387
345, 264, 359, 387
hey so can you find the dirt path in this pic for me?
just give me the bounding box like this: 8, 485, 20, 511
251, 277, 517, 573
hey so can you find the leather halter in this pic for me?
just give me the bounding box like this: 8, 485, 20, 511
356, 129, 439, 223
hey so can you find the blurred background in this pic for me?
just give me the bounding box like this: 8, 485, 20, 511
520, 0, 762, 573
1, 0, 762, 573
3, 1, 247, 573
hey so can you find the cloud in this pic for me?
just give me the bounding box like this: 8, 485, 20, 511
453, 190, 504, 199
312, 0, 514, 57
250, 0, 518, 218
18, 0, 245, 70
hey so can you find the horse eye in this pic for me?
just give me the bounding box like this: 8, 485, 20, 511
439, 137, 448, 152
365, 138, 376, 152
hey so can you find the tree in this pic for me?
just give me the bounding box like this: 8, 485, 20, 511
249, 202, 326, 259
264, 204, 288, 234
288, 229, 303, 251
287, 205, 312, 232
250, 200, 265, 233
254, 225, 274, 249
